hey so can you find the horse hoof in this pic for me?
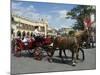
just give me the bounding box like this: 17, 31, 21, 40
62, 61, 65, 63
72, 62, 76, 66
75, 61, 78, 63
48, 59, 52, 63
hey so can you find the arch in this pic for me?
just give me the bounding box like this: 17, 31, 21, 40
17, 31, 21, 37
31, 32, 33, 37
22, 31, 26, 37
27, 32, 30, 36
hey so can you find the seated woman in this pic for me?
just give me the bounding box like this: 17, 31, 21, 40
22, 36, 29, 46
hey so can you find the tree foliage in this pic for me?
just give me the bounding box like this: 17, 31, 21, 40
66, 5, 96, 30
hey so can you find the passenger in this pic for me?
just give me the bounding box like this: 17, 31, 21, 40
22, 36, 29, 46
33, 26, 42, 42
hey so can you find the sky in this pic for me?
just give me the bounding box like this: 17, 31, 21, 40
11, 0, 77, 29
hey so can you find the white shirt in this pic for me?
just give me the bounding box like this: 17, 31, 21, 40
22, 37, 28, 45
33, 29, 40, 36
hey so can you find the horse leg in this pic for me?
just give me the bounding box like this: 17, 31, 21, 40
92, 41, 95, 48
72, 51, 76, 66
63, 49, 67, 57
59, 49, 64, 63
79, 48, 85, 61
59, 49, 62, 57
76, 48, 79, 60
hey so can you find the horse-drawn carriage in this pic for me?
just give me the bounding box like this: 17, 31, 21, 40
12, 36, 53, 61
11, 29, 94, 66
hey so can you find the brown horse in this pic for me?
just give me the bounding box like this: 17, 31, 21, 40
47, 30, 89, 64
74, 29, 90, 48
50, 36, 84, 66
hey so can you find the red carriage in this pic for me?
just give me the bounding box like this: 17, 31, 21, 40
13, 36, 53, 60
14, 37, 35, 55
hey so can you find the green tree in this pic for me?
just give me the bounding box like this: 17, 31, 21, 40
66, 5, 96, 30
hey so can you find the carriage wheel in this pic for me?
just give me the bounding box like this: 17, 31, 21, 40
14, 46, 21, 57
33, 47, 43, 60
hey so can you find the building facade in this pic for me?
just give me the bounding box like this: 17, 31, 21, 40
47, 27, 57, 36
11, 15, 48, 38
58, 27, 74, 35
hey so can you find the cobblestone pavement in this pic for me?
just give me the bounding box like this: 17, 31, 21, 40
11, 48, 96, 74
